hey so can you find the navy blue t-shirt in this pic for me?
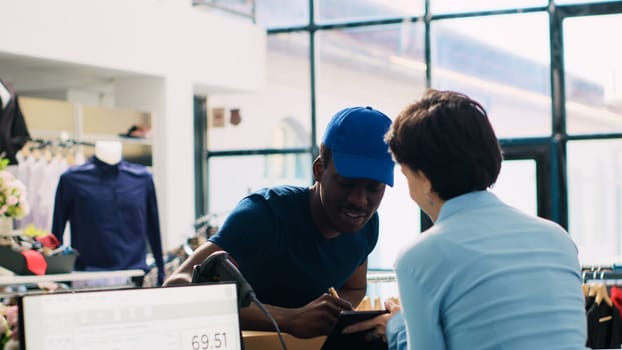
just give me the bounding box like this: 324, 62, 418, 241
209, 185, 379, 308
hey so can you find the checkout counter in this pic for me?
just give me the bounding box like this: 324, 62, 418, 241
242, 270, 396, 350
243, 331, 325, 350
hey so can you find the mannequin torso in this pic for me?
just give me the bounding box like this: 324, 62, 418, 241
95, 141, 122, 165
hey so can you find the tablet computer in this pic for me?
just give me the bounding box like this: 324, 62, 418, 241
321, 310, 389, 350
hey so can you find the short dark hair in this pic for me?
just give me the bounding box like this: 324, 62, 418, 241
386, 89, 503, 200
319, 143, 332, 168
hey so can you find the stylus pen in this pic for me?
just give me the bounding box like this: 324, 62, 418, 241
328, 287, 339, 298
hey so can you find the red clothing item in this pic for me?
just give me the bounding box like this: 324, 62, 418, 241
21, 250, 47, 275
611, 286, 622, 314
35, 233, 60, 249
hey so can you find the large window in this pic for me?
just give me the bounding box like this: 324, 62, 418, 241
316, 22, 426, 140
564, 14, 622, 135
568, 140, 622, 264
431, 0, 546, 14
198, 1, 622, 270
316, 0, 423, 23
207, 154, 312, 226
563, 12, 622, 265
431, 12, 551, 138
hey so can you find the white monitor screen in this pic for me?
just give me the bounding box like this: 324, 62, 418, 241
18, 283, 242, 350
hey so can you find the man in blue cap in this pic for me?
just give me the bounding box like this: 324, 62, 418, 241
165, 106, 394, 338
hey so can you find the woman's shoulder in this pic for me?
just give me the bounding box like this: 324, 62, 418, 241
395, 227, 446, 264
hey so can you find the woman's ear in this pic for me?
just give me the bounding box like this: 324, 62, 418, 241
419, 170, 433, 195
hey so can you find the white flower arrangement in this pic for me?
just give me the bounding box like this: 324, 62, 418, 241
0, 158, 29, 219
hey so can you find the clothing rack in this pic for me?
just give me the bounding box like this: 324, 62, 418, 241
581, 265, 622, 282
583, 271, 622, 282
28, 137, 95, 148
23, 138, 95, 164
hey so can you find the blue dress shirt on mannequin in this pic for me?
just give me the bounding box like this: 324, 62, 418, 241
51, 156, 165, 285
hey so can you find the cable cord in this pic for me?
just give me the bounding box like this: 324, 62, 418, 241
251, 294, 289, 350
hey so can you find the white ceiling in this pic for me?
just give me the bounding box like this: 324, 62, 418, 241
0, 52, 142, 95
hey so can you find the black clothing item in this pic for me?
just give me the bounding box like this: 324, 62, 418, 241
0, 79, 30, 165
586, 300, 622, 349
585, 295, 595, 311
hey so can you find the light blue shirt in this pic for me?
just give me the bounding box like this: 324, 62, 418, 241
386, 191, 587, 350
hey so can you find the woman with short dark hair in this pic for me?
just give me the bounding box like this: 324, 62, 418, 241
344, 90, 587, 350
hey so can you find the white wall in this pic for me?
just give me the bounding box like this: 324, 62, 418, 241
0, 0, 267, 249
0, 0, 266, 92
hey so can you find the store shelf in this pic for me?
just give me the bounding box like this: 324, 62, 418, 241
0, 269, 145, 287
82, 133, 152, 145
20, 97, 153, 166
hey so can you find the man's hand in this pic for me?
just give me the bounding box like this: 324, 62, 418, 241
340, 297, 401, 343
163, 242, 223, 286
282, 293, 354, 338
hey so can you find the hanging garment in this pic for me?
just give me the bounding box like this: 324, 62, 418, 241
51, 156, 165, 284
0, 79, 30, 164
609, 285, 622, 316
586, 297, 622, 349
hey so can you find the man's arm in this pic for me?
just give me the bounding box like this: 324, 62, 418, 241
336, 260, 368, 308
165, 242, 354, 338
239, 292, 353, 338
163, 241, 224, 286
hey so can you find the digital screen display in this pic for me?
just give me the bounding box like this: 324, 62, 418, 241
19, 283, 242, 350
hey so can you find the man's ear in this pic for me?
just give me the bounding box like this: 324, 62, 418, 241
312, 156, 323, 182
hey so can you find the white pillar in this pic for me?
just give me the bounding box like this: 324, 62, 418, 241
115, 76, 195, 250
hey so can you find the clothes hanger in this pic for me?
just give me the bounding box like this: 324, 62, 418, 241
588, 283, 598, 298
595, 283, 612, 307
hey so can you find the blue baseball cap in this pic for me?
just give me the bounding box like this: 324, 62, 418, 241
322, 106, 395, 187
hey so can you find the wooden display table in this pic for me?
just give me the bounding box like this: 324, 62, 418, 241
243, 331, 326, 350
